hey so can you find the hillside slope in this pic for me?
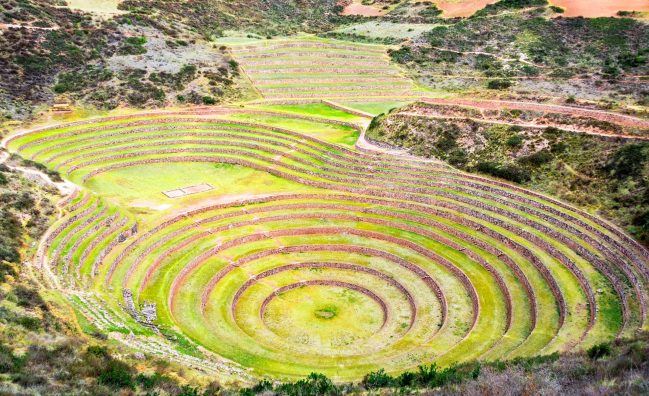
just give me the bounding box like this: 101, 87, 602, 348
367, 100, 649, 246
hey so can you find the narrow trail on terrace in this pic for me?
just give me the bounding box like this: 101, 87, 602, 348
398, 112, 649, 141
0, 151, 76, 194
421, 73, 649, 83
421, 98, 649, 128
0, 23, 59, 30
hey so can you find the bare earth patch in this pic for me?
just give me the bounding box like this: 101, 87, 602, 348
66, 0, 124, 16
431, 0, 498, 18
341, 1, 385, 16
550, 0, 649, 17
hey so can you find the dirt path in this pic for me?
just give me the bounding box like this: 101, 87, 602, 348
0, 23, 59, 30
355, 128, 443, 163
0, 151, 76, 194
322, 100, 375, 119
421, 73, 649, 83
399, 111, 649, 141
420, 98, 649, 130
2, 148, 78, 290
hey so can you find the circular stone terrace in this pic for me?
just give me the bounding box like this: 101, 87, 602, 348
5, 37, 649, 382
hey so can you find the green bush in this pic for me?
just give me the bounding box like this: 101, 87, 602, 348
363, 368, 395, 388
518, 149, 553, 166
119, 36, 147, 55
419, 5, 442, 18
476, 161, 531, 183
202, 96, 216, 105
487, 79, 512, 89
86, 345, 109, 358
98, 360, 134, 389
125, 36, 146, 46
448, 149, 468, 167
506, 135, 524, 148
632, 210, 649, 244
588, 343, 612, 360
388, 46, 413, 63
274, 373, 339, 396
17, 316, 40, 331
0, 344, 17, 373
606, 143, 649, 178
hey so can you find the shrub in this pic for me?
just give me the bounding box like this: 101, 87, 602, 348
518, 149, 553, 166
273, 373, 339, 396
245, 379, 273, 395
396, 370, 416, 387
136, 372, 175, 389
202, 96, 216, 105
587, 343, 612, 360
618, 52, 648, 68
416, 363, 464, 387
178, 385, 201, 396
606, 143, 649, 178
389, 46, 413, 63
363, 368, 395, 388
506, 135, 524, 148
476, 161, 531, 183
17, 316, 41, 331
13, 192, 35, 210
125, 36, 146, 46
119, 36, 147, 55
448, 149, 468, 168
550, 142, 567, 153
86, 345, 109, 358
0, 261, 18, 282
487, 79, 512, 89
419, 5, 442, 18
98, 360, 134, 389
473, 0, 548, 17
549, 5, 564, 13
12, 284, 45, 309
632, 210, 649, 244
0, 243, 20, 265
0, 344, 16, 373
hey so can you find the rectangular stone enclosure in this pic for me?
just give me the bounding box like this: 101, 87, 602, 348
163, 183, 214, 198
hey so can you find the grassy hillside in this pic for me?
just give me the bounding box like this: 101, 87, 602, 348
367, 102, 649, 246
328, 0, 649, 106
118, 0, 354, 38
386, 3, 649, 104
0, 0, 248, 120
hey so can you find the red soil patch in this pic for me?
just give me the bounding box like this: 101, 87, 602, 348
550, 0, 649, 17
432, 0, 498, 18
